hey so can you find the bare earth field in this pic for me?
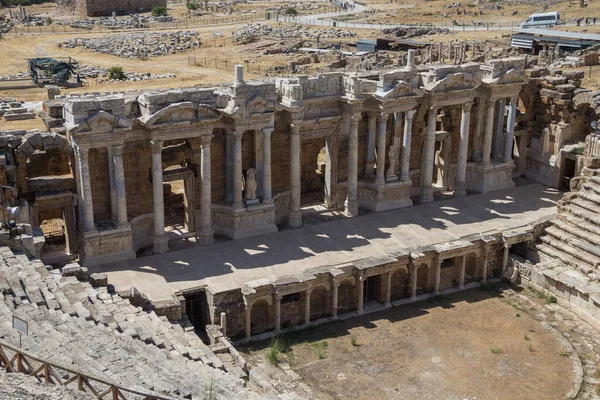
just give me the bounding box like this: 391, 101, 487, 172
240, 286, 579, 400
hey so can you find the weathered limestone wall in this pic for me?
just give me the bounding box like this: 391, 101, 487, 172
57, 0, 167, 17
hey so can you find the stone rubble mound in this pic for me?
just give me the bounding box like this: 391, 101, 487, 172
0, 99, 35, 121
382, 26, 453, 39
77, 65, 176, 82
59, 31, 201, 59
232, 23, 356, 44
0, 368, 95, 399
0, 246, 278, 399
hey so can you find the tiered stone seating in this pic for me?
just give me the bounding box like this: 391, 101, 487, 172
0, 246, 283, 399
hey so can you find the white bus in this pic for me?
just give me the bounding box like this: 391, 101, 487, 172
520, 12, 560, 29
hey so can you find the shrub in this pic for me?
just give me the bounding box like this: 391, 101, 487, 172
547, 295, 557, 304
490, 346, 501, 354
108, 66, 126, 80
285, 7, 298, 15
524, 333, 529, 341
151, 6, 168, 17
350, 335, 358, 347
186, 1, 197, 10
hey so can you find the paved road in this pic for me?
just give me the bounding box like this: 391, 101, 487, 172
95, 184, 561, 301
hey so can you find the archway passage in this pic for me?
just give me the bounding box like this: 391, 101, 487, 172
337, 282, 357, 314
310, 288, 331, 321
465, 254, 478, 284
39, 208, 66, 254
364, 275, 381, 304
250, 299, 272, 335
184, 291, 209, 342
300, 138, 327, 207
390, 269, 409, 301
416, 266, 429, 295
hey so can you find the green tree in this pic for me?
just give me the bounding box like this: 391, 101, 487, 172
186, 1, 198, 10
285, 7, 298, 15
108, 66, 126, 80
151, 6, 168, 17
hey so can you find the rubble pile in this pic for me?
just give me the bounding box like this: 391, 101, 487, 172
383, 26, 453, 39
232, 23, 356, 44
0, 16, 14, 33
61, 14, 175, 30
59, 31, 201, 58
0, 72, 29, 81
77, 65, 176, 81
0, 99, 35, 121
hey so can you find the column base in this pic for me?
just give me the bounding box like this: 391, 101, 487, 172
385, 302, 392, 309
420, 186, 434, 204
454, 185, 466, 197
153, 234, 169, 254
288, 210, 302, 228
357, 309, 364, 315
466, 161, 515, 193
344, 201, 359, 217
358, 179, 412, 212
198, 231, 214, 245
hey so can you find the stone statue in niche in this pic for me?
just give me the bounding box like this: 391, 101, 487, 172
387, 146, 399, 181
245, 168, 257, 201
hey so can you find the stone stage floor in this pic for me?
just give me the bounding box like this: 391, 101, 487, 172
94, 184, 562, 302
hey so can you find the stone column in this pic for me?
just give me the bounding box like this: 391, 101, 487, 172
107, 146, 117, 223
482, 99, 496, 165
482, 247, 489, 283
199, 135, 214, 245
458, 255, 466, 289
455, 102, 472, 197
365, 112, 377, 178
151, 140, 168, 254
274, 294, 282, 333
421, 106, 438, 203
434, 256, 442, 295
332, 282, 339, 318
289, 124, 302, 227
493, 99, 506, 160
400, 109, 416, 182
345, 114, 360, 217
375, 112, 388, 185
357, 275, 364, 315
385, 271, 393, 308
232, 131, 243, 208
262, 128, 273, 203
503, 96, 518, 163
244, 301, 251, 339
77, 147, 96, 232
304, 289, 312, 325
502, 240, 510, 276
112, 145, 128, 227
471, 98, 486, 161
410, 262, 418, 301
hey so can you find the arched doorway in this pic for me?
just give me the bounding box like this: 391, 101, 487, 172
310, 287, 331, 321
250, 299, 271, 335
390, 268, 409, 301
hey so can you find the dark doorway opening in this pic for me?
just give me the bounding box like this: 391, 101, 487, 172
184, 290, 209, 342
364, 275, 381, 303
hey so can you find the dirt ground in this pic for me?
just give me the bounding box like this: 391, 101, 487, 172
241, 286, 575, 400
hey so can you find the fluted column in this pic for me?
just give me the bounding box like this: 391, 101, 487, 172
199, 135, 214, 245
503, 96, 518, 163
365, 112, 377, 178
493, 99, 506, 160
232, 131, 243, 208
482, 98, 496, 165
289, 124, 302, 227
375, 112, 388, 185
400, 109, 416, 182
151, 140, 168, 254
434, 256, 442, 295
262, 127, 273, 204
304, 289, 312, 325
455, 102, 472, 197
421, 106, 438, 203
332, 282, 339, 318
345, 113, 360, 217
77, 147, 96, 232
107, 146, 117, 223
112, 145, 128, 227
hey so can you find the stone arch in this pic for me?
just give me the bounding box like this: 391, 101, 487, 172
337, 280, 357, 314
465, 252, 478, 284
310, 287, 331, 321
250, 299, 272, 335
390, 267, 409, 301
416, 265, 429, 295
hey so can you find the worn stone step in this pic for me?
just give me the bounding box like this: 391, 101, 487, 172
556, 215, 600, 246
545, 226, 600, 262
562, 204, 600, 227
539, 235, 600, 267
533, 243, 594, 274
570, 197, 600, 216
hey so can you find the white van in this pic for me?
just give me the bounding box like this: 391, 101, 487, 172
520, 12, 560, 29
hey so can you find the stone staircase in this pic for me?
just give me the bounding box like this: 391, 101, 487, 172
0, 246, 297, 399
529, 173, 600, 279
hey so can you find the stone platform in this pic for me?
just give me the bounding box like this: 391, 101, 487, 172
95, 184, 562, 302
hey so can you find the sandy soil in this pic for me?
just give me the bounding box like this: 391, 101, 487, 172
241, 287, 574, 400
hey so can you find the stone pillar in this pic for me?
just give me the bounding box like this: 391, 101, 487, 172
471, 99, 486, 161
77, 147, 96, 232
365, 112, 377, 178
434, 257, 442, 296
410, 262, 418, 301
385, 271, 393, 308
357, 275, 364, 315
234, 64, 244, 85
199, 135, 214, 245
493, 99, 506, 160
400, 109, 416, 182
274, 294, 282, 333
245, 301, 251, 339
112, 145, 128, 227
151, 140, 168, 254
482, 247, 489, 283
262, 128, 273, 203
304, 289, 312, 325
324, 135, 338, 209
375, 112, 388, 185
482, 99, 496, 165
455, 102, 472, 197
232, 131, 243, 208
345, 114, 360, 217
458, 255, 466, 289
421, 106, 438, 203
406, 49, 417, 71
503, 96, 518, 163
332, 282, 339, 318
502, 240, 510, 276
289, 124, 302, 227
107, 146, 117, 223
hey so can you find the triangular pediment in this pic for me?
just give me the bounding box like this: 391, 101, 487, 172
491, 69, 528, 85
71, 110, 131, 134
425, 72, 481, 93
377, 82, 424, 99
142, 102, 220, 127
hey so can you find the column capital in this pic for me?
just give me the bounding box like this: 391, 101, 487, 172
199, 135, 213, 148
462, 102, 473, 113
428, 105, 438, 113
232, 130, 243, 141
262, 127, 274, 137
509, 94, 519, 104
76, 146, 89, 160
367, 111, 378, 119
378, 112, 389, 122
151, 140, 163, 154
405, 109, 417, 120
290, 124, 301, 136
112, 144, 124, 157
485, 97, 496, 109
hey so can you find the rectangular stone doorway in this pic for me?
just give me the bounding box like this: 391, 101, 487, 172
184, 290, 209, 342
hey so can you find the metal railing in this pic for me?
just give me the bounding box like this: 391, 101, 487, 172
0, 339, 177, 400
